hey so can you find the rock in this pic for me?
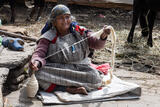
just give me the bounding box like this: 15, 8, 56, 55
0, 68, 9, 107
0, 42, 36, 69
12, 74, 26, 84
0, 42, 35, 94
154, 67, 160, 75
0, 68, 9, 84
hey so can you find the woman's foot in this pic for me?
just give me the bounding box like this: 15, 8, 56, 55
66, 87, 88, 95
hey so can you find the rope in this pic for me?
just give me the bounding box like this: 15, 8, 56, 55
104, 26, 117, 85
145, 10, 150, 28
44, 35, 89, 60
44, 27, 105, 60
141, 10, 150, 33
44, 26, 111, 60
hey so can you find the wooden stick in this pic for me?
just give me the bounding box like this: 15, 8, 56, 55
45, 0, 132, 10
0, 30, 37, 42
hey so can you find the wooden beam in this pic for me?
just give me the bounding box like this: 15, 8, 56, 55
45, 0, 132, 10
0, 30, 37, 42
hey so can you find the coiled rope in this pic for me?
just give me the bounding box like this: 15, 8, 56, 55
105, 26, 117, 85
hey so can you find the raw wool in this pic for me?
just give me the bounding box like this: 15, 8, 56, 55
106, 26, 117, 84
91, 26, 117, 85
90, 28, 103, 39
26, 74, 39, 98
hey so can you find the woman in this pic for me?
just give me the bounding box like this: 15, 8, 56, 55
29, 4, 111, 95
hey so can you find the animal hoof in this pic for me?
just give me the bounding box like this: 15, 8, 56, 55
147, 41, 153, 47
141, 31, 148, 37
127, 36, 133, 43
10, 19, 15, 23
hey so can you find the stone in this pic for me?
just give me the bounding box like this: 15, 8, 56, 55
0, 42, 36, 69
0, 68, 9, 107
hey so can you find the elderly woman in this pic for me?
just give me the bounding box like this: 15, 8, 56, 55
29, 4, 111, 95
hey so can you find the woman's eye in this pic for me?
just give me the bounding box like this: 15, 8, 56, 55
65, 16, 70, 19
57, 16, 70, 20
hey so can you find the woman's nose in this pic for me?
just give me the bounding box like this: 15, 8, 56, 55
63, 18, 70, 23
63, 17, 67, 22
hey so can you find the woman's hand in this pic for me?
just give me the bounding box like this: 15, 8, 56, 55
100, 25, 111, 40
29, 60, 40, 72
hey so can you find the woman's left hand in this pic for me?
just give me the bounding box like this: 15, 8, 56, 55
100, 25, 111, 40
29, 60, 40, 72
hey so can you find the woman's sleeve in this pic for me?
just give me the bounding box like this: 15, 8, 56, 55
31, 38, 50, 67
87, 31, 107, 49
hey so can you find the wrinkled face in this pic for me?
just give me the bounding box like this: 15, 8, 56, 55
54, 14, 71, 33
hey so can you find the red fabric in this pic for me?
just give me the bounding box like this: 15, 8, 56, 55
90, 63, 111, 75
97, 87, 102, 90
90, 63, 111, 90
51, 33, 58, 44
46, 83, 57, 92
75, 25, 85, 35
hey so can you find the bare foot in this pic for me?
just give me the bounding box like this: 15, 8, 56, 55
66, 87, 88, 95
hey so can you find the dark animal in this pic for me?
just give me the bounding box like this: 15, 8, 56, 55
0, 0, 45, 23
0, 0, 15, 23
27, 0, 68, 21
127, 0, 160, 47
26, 0, 45, 21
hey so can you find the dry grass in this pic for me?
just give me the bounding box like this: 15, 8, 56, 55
92, 22, 160, 74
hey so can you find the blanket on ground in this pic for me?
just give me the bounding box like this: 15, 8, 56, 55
38, 74, 141, 105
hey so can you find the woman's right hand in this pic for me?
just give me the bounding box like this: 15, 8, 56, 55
29, 60, 40, 72
100, 25, 111, 40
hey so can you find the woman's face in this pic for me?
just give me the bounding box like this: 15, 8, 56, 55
54, 14, 71, 33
